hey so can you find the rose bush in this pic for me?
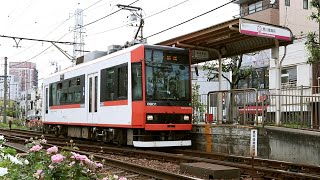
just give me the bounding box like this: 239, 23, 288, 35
0, 136, 127, 180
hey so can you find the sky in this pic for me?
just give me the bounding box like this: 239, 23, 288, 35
0, 0, 239, 83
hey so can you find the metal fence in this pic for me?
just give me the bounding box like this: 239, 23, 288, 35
192, 86, 320, 130
264, 86, 320, 129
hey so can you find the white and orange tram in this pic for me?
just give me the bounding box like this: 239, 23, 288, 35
42, 44, 192, 147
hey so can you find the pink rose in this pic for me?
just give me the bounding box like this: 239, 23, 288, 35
71, 152, 88, 161
119, 177, 127, 180
36, 169, 42, 176
47, 146, 58, 154
51, 154, 65, 163
95, 162, 103, 168
29, 145, 42, 152
84, 158, 92, 165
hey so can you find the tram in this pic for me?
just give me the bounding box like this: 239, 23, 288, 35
42, 44, 192, 147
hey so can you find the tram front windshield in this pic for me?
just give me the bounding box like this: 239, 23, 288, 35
145, 49, 190, 102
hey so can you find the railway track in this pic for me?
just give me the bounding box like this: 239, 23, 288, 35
2, 128, 320, 179
1, 129, 199, 180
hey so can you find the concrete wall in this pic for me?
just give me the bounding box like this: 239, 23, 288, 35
192, 125, 320, 166
191, 125, 269, 158
263, 126, 320, 166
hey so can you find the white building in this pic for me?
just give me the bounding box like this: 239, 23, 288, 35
19, 87, 41, 118
0, 75, 21, 101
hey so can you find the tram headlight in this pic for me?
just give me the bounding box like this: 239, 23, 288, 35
147, 115, 154, 121
183, 115, 190, 121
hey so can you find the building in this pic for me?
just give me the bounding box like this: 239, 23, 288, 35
19, 88, 41, 118
233, 0, 320, 127
234, 0, 318, 87
9, 62, 38, 91
0, 75, 21, 101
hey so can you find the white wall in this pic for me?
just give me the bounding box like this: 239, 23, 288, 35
269, 39, 312, 89
192, 65, 230, 95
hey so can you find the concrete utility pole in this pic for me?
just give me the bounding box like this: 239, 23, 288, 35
3, 57, 8, 124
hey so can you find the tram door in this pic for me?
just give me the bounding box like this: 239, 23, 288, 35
88, 73, 98, 124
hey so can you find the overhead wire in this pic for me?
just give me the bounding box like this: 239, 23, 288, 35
9, 0, 105, 59
9, 0, 141, 68
78, 0, 141, 29
145, 0, 237, 39
87, 0, 192, 36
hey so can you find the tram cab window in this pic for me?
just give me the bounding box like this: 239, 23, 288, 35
101, 63, 128, 101
132, 63, 142, 100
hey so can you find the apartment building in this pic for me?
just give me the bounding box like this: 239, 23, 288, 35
9, 62, 38, 91
234, 0, 318, 88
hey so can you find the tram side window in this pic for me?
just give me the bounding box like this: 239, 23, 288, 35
101, 63, 128, 101
49, 84, 57, 106
49, 75, 84, 106
106, 68, 115, 100
132, 63, 142, 100
118, 65, 128, 99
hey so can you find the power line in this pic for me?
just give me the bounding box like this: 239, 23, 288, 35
145, 0, 237, 39
78, 0, 141, 30
9, 0, 105, 59
87, 0, 191, 37
144, 0, 190, 19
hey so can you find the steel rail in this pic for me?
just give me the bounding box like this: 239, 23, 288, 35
2, 129, 320, 179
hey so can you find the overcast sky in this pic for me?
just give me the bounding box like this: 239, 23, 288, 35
0, 0, 239, 81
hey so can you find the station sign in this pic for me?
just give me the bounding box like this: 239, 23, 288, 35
250, 129, 258, 157
239, 19, 292, 41
192, 50, 209, 60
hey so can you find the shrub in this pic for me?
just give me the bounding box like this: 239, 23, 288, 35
0, 136, 127, 180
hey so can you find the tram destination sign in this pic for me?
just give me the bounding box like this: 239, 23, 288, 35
239, 19, 292, 41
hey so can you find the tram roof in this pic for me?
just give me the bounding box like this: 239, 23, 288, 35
157, 18, 293, 64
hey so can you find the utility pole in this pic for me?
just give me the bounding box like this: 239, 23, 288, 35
3, 57, 7, 124
25, 66, 28, 119
72, 7, 85, 64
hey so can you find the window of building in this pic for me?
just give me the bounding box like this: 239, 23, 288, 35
281, 66, 297, 88
303, 0, 308, 9
237, 68, 269, 89
249, 1, 263, 14
285, 0, 290, 6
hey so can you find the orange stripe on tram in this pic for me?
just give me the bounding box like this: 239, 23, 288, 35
103, 100, 128, 106
50, 104, 81, 109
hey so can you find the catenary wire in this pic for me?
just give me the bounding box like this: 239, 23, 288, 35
145, 0, 237, 39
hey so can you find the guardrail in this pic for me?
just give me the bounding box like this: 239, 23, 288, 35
192, 86, 320, 130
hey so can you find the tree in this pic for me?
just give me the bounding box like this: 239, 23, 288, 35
305, 0, 320, 90
192, 83, 206, 123
202, 55, 252, 89
202, 55, 253, 124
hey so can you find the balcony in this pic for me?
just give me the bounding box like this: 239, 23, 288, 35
233, 4, 279, 25
240, 4, 278, 17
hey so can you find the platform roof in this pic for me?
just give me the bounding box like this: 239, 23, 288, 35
157, 18, 293, 64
